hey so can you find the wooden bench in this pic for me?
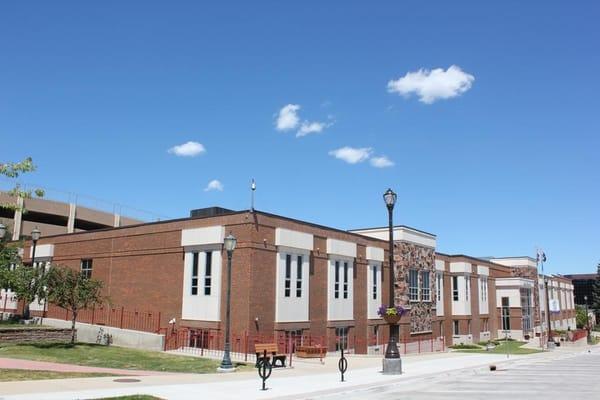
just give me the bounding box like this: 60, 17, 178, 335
255, 343, 287, 368
296, 345, 326, 358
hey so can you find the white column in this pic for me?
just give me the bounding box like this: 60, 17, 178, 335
11, 196, 24, 241
67, 203, 76, 233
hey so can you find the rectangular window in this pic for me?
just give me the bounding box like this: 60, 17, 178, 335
80, 259, 93, 279
453, 320, 459, 335
409, 269, 419, 301
436, 273, 442, 302
465, 275, 470, 301
335, 327, 349, 351
501, 297, 511, 331
191, 252, 199, 295
452, 276, 459, 301
296, 255, 303, 297
334, 261, 340, 299
285, 254, 292, 297
372, 265, 378, 300
343, 262, 349, 299
480, 277, 488, 302
420, 271, 430, 301
204, 252, 212, 295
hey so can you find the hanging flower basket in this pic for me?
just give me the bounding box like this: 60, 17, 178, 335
377, 305, 406, 324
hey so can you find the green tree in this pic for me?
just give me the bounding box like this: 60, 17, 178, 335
576, 305, 589, 329
1, 157, 44, 211
592, 262, 600, 314
10, 263, 48, 320
47, 266, 104, 343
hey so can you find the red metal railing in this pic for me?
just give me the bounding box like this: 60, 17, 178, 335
162, 329, 445, 361
45, 304, 161, 333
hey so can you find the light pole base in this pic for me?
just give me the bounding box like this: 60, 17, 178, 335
217, 366, 237, 373
382, 358, 402, 375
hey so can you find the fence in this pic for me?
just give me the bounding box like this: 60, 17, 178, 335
164, 329, 445, 362
44, 304, 161, 333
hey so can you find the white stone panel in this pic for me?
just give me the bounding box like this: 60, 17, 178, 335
327, 258, 354, 321
275, 228, 313, 251
30, 244, 54, 259
450, 262, 472, 274
181, 249, 222, 321
366, 246, 384, 262
326, 239, 357, 258
477, 265, 489, 276
181, 226, 224, 247
435, 259, 445, 271
367, 262, 382, 319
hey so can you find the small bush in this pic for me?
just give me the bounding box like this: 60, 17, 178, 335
449, 344, 481, 349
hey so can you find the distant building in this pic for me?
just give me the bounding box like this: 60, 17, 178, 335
0, 191, 142, 240
563, 273, 598, 307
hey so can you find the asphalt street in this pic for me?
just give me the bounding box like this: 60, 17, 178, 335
316, 349, 599, 400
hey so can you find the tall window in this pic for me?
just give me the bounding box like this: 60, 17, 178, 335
480, 277, 488, 302
409, 269, 419, 301
191, 252, 199, 295
372, 265, 378, 300
334, 261, 340, 299
520, 288, 532, 332
204, 252, 212, 295
80, 259, 93, 279
296, 255, 303, 297
501, 297, 511, 331
436, 273, 442, 302
335, 327, 349, 351
420, 271, 430, 301
453, 320, 459, 335
343, 262, 349, 299
465, 275, 470, 301
285, 254, 292, 297
452, 276, 459, 301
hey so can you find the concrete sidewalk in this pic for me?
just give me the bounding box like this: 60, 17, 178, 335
2, 347, 593, 400
0, 351, 527, 400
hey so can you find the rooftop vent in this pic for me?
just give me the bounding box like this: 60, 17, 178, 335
190, 207, 235, 218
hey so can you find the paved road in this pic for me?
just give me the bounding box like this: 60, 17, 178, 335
317, 349, 600, 400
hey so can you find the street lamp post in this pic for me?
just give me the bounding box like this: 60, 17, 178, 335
382, 188, 401, 375
24, 227, 41, 320
584, 295, 591, 344
218, 233, 237, 372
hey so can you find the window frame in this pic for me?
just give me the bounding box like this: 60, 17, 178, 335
191, 252, 199, 295
408, 269, 419, 302
285, 254, 292, 298
420, 270, 430, 302
80, 259, 93, 279
452, 276, 459, 301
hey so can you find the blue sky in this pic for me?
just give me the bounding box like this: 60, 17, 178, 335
1, 1, 598, 274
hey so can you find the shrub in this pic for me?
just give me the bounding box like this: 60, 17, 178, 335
449, 344, 481, 349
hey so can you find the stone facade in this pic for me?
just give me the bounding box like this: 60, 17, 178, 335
0, 327, 73, 343
394, 241, 436, 334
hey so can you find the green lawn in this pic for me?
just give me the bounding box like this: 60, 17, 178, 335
0, 368, 115, 381
0, 342, 247, 373
454, 340, 541, 355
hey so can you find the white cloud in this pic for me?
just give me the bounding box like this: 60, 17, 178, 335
387, 65, 474, 104
328, 146, 372, 164
275, 104, 301, 131
168, 141, 206, 157
370, 156, 395, 168
297, 121, 327, 137
204, 179, 224, 192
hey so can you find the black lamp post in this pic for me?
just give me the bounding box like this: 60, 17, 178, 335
383, 188, 401, 363
23, 227, 41, 320
219, 233, 237, 372
584, 295, 591, 344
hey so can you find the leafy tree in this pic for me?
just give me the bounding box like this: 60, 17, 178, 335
592, 262, 600, 314
47, 266, 104, 343
1, 157, 44, 212
10, 264, 48, 320
576, 305, 589, 329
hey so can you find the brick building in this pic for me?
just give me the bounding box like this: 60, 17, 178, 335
4, 207, 577, 352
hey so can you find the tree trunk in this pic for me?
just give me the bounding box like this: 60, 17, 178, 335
70, 310, 77, 344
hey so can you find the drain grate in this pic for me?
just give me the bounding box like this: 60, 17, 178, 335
113, 378, 141, 383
